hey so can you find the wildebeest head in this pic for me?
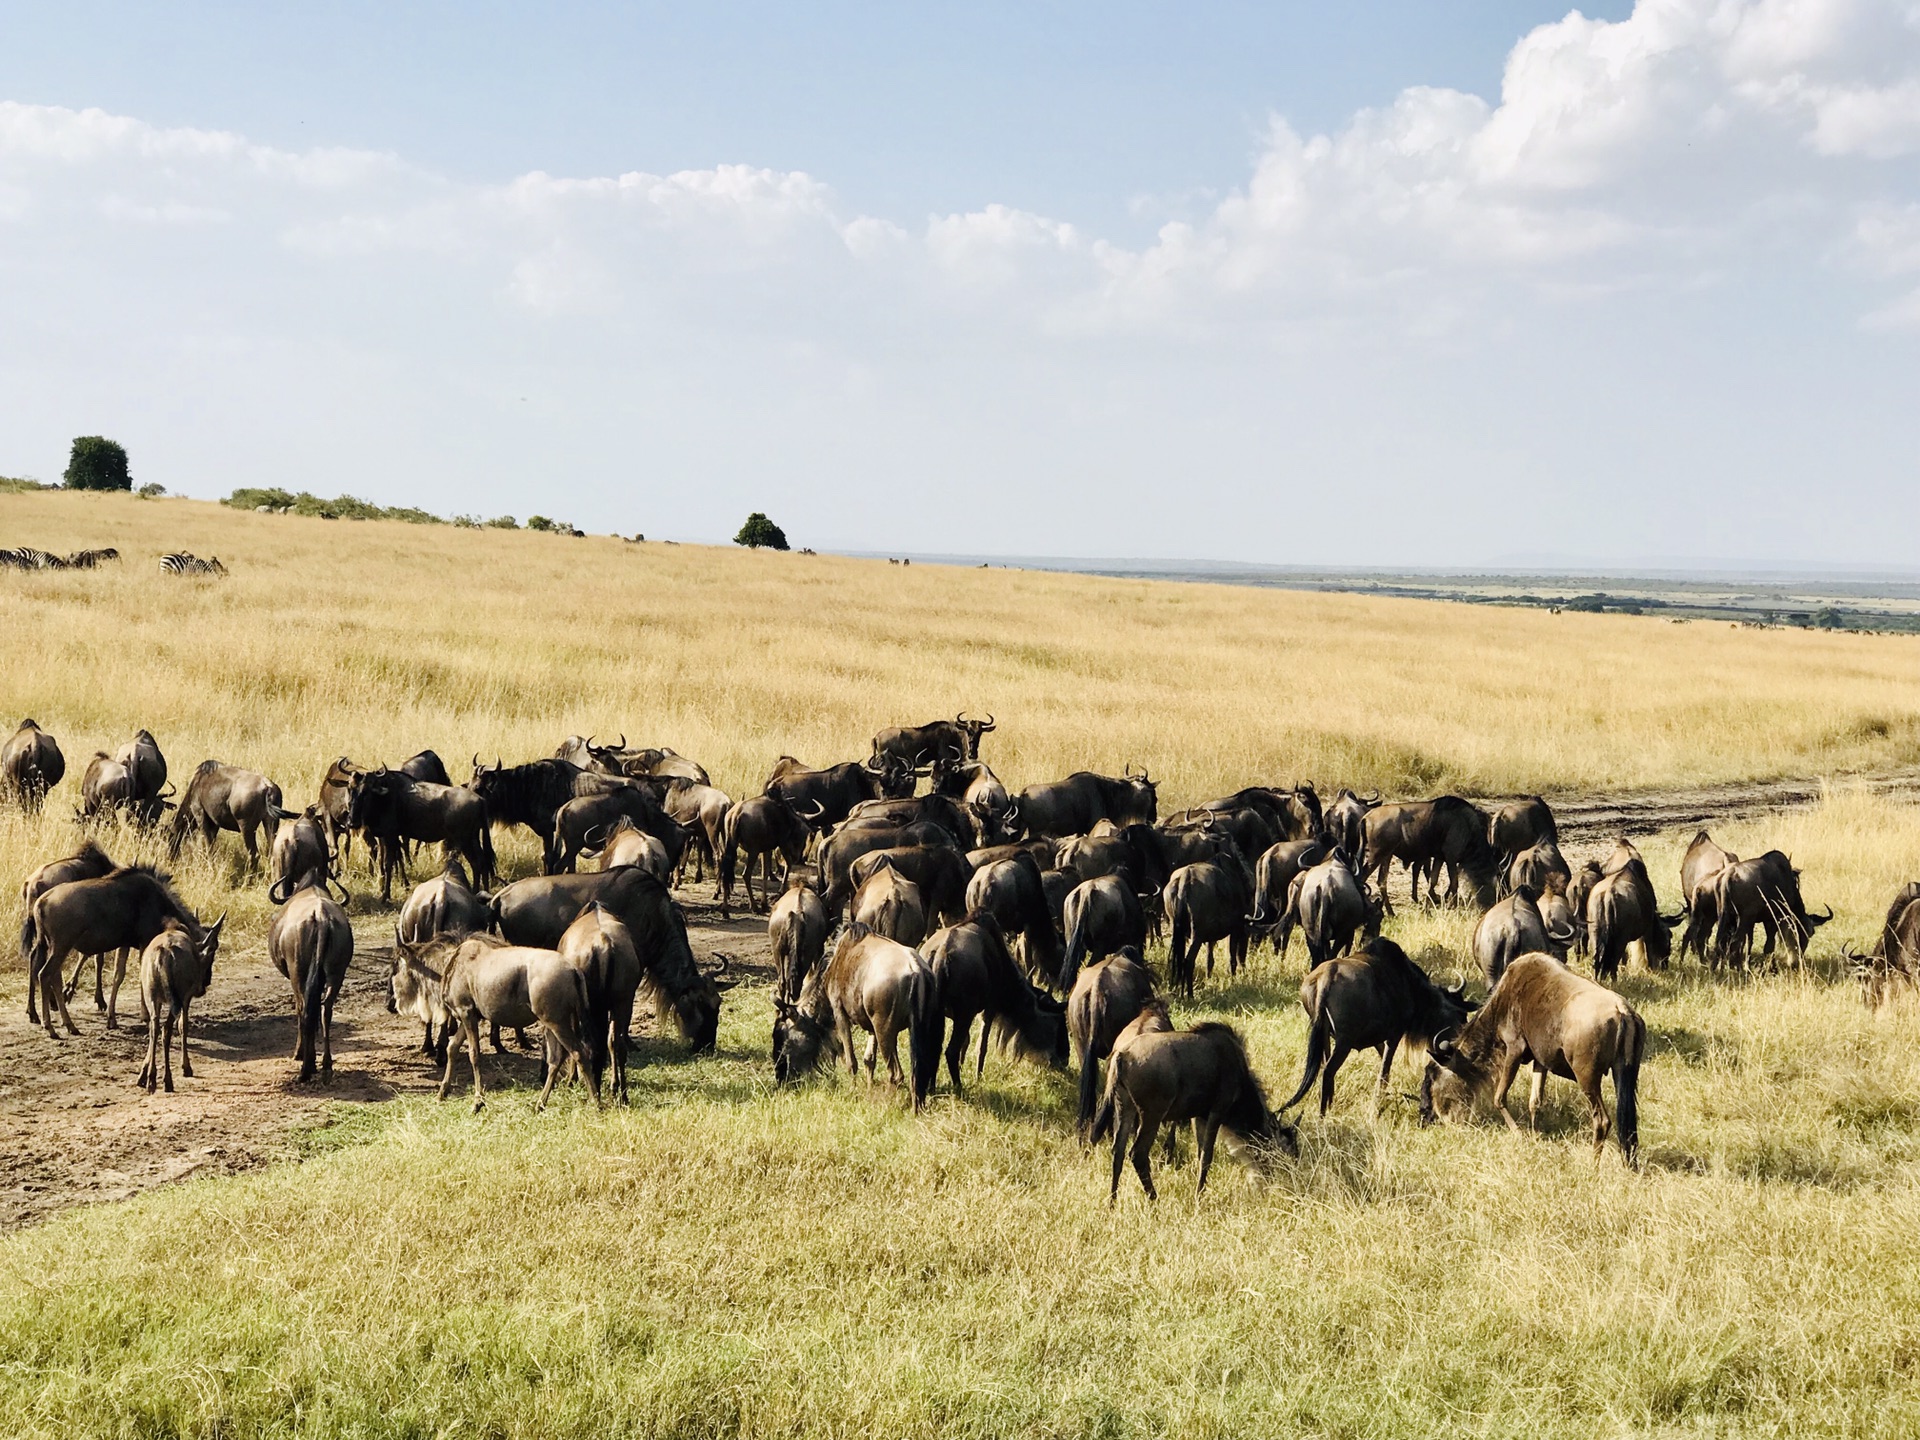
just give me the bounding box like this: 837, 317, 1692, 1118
1119, 764, 1159, 825
862, 751, 918, 799
346, 766, 399, 828
955, 712, 996, 759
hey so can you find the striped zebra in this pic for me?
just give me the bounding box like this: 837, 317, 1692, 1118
159, 552, 228, 576
0, 546, 59, 570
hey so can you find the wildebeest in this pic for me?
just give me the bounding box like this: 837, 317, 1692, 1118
488, 865, 726, 1053
764, 755, 915, 832
872, 713, 995, 769
1055, 824, 1173, 895
1507, 840, 1572, 900
1, 719, 65, 811
1250, 839, 1326, 955
815, 819, 952, 916
849, 845, 972, 930
851, 858, 929, 947
27, 864, 218, 1036
269, 874, 354, 1082
1472, 884, 1571, 986
598, 816, 672, 881
1855, 882, 1920, 1007
546, 785, 685, 877
1061, 874, 1149, 991
1489, 796, 1557, 875
1066, 948, 1159, 1137
1587, 858, 1675, 981
19, 842, 116, 1010
1281, 852, 1382, 968
663, 780, 734, 891
1099, 1022, 1295, 1201
77, 751, 134, 821
769, 876, 831, 1001
268, 807, 348, 904
556, 903, 643, 1102
1009, 768, 1158, 841
411, 934, 599, 1112
115, 729, 170, 826
1677, 829, 1738, 964
1709, 851, 1831, 968
720, 794, 815, 916
1164, 852, 1255, 996
1424, 954, 1645, 1165
169, 760, 294, 869
773, 922, 942, 1111
930, 757, 1014, 843
1281, 937, 1475, 1117
469, 755, 625, 852
348, 766, 496, 900
1361, 796, 1498, 910
566, 734, 710, 786
1323, 788, 1380, 864
136, 920, 223, 1094
841, 792, 978, 849
963, 852, 1063, 982
923, 913, 1066, 1089
393, 857, 491, 1055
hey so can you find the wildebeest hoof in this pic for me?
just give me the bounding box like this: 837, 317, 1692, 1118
471, 1099, 486, 1114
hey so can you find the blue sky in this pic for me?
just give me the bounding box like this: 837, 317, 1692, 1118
1, 1, 1916, 564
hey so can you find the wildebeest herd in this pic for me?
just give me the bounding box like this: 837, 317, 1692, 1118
5, 711, 1909, 1200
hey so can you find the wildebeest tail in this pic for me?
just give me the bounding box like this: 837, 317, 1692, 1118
1077, 1047, 1101, 1138
1278, 1003, 1331, 1112
1089, 1046, 1129, 1144
476, 821, 497, 889
300, 936, 330, 1055
907, 968, 942, 1111
1062, 908, 1090, 992
1169, 900, 1192, 994
1615, 1011, 1645, 1166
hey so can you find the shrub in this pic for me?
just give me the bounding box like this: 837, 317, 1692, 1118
136, 482, 167, 498
734, 512, 789, 550
64, 437, 132, 492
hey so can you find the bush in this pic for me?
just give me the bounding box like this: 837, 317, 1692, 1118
734, 512, 790, 550
136, 482, 167, 498
64, 437, 132, 492
0, 476, 48, 494
222, 488, 447, 524
483, 516, 519, 529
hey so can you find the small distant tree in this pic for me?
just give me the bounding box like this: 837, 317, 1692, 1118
734, 512, 789, 550
64, 436, 132, 492
136, 482, 166, 498
1816, 607, 1845, 630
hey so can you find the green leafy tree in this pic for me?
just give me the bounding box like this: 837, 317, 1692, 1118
64, 436, 132, 492
734, 512, 789, 550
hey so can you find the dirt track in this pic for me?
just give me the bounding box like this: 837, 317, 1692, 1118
2, 766, 1915, 1229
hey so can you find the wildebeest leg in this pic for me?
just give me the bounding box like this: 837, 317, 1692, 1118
1319, 1041, 1350, 1117
320, 982, 340, 1078
1490, 1052, 1527, 1134
1376, 1042, 1397, 1109
437, 1015, 469, 1100
1078, 1051, 1102, 1140
139, 1002, 162, 1093
1109, 1099, 1137, 1204
107, 948, 131, 1030
1129, 1104, 1165, 1200
160, 1006, 177, 1093
179, 998, 193, 1078
1527, 1064, 1547, 1129
243, 821, 260, 871
976, 1017, 993, 1082
878, 1025, 905, 1089
1195, 1117, 1222, 1195
465, 1016, 488, 1111
1204, 939, 1216, 979
48, 947, 81, 1036
489, 1021, 507, 1054
945, 1015, 970, 1091
837, 1008, 861, 1080
1580, 1066, 1610, 1159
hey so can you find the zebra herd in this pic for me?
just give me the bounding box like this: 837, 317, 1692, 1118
0, 546, 120, 571
157, 552, 227, 577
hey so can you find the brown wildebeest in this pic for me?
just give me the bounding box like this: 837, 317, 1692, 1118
815, 819, 951, 916
392, 858, 491, 1056
316, 756, 364, 864
719, 794, 814, 917
1588, 858, 1677, 982
1539, 883, 1578, 948
1055, 824, 1174, 896
1489, 796, 1557, 873
764, 755, 915, 833
1, 718, 65, 811
1360, 796, 1498, 911
963, 852, 1063, 983
849, 844, 972, 929
1281, 852, 1382, 968
1250, 839, 1325, 955
1066, 948, 1159, 1138
546, 786, 685, 876
348, 766, 497, 901
170, 760, 294, 869
1008, 768, 1158, 842
20, 841, 115, 1020
1472, 884, 1571, 986
415, 935, 600, 1112
136, 920, 223, 1095
78, 752, 134, 821
556, 903, 643, 1102
772, 922, 942, 1110
1566, 859, 1603, 955
1061, 874, 1148, 991
268, 808, 348, 904
597, 816, 673, 881
929, 757, 1015, 844
1854, 882, 1920, 1007
663, 780, 733, 892
27, 864, 216, 1036
1507, 839, 1571, 900
1099, 1022, 1296, 1202
1710, 851, 1831, 968
1164, 850, 1255, 996
1676, 829, 1738, 964
852, 858, 928, 947
769, 876, 830, 1001
872, 713, 995, 770
1323, 788, 1380, 866
1281, 936, 1475, 1117
923, 913, 1066, 1090
1424, 954, 1645, 1166
268, 875, 354, 1082
115, 729, 170, 827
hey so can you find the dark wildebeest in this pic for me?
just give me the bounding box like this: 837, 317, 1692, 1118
1507, 840, 1572, 900
872, 713, 995, 770
1489, 796, 1557, 884
269, 874, 354, 1082
1361, 796, 1498, 911
1587, 858, 1676, 982
842, 792, 977, 849
663, 780, 733, 892
1250, 839, 1326, 956
469, 756, 625, 854
20, 842, 116, 1015
769, 876, 831, 1001
764, 755, 915, 833
1061, 874, 1149, 991
964, 852, 1063, 983
78, 752, 134, 821
136, 921, 223, 1095
1281, 937, 1474, 1117
850, 858, 929, 948
815, 820, 952, 916
1164, 852, 1255, 997
556, 903, 643, 1102
1677, 830, 1738, 964
1855, 882, 1920, 1007
1008, 768, 1158, 842
1424, 954, 1645, 1166
924, 913, 1066, 1090
1709, 851, 1831, 968
1198, 785, 1323, 847
27, 864, 218, 1035
1055, 824, 1173, 895
773, 922, 942, 1110
116, 729, 170, 826
1164, 805, 1273, 865
268, 808, 349, 904
720, 794, 815, 917
488, 865, 728, 1053
1472, 884, 1573, 985
1067, 949, 1159, 1138
169, 760, 294, 869
317, 756, 363, 863
1323, 788, 1380, 865
568, 734, 709, 786
598, 817, 672, 881
850, 845, 972, 931
1100, 1023, 1295, 1202
418, 935, 599, 1112
1281, 852, 1382, 968
546, 785, 685, 876
2, 719, 66, 811
349, 766, 497, 901
393, 857, 491, 1056
930, 758, 1014, 845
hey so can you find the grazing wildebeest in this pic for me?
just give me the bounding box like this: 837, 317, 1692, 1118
1507, 840, 1572, 900
964, 852, 1063, 982
556, 903, 644, 1101
1489, 796, 1557, 879
78, 752, 134, 821
815, 820, 952, 915
772, 923, 942, 1111
598, 816, 673, 881
1164, 852, 1255, 996
1709, 851, 1831, 968
923, 914, 1066, 1090
1250, 839, 1326, 956
547, 785, 686, 876
269, 874, 354, 1082
1424, 954, 1645, 1166
169, 760, 294, 869
1472, 884, 1572, 985
1066, 948, 1161, 1138
27, 864, 216, 1035
268, 807, 348, 904
1061, 874, 1149, 991
851, 857, 929, 948
1009, 768, 1158, 841
1100, 1023, 1295, 1201
1587, 859, 1676, 982
417, 934, 600, 1112
1856, 882, 1920, 1007
719, 794, 815, 917
2, 719, 65, 811
348, 766, 496, 901
849, 845, 972, 930
136, 920, 223, 1094
488, 865, 727, 1053
19, 842, 116, 1014
764, 755, 915, 832
1281, 936, 1475, 1117
1361, 796, 1498, 910
770, 876, 831, 1001
663, 780, 733, 891
1324, 789, 1381, 865
872, 713, 995, 770
1677, 829, 1738, 964
116, 729, 170, 826
1281, 852, 1382, 968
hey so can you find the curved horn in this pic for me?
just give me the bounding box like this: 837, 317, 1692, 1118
795, 799, 827, 820
472, 753, 482, 772
955, 711, 969, 724
1820, 903, 1835, 921
982, 713, 995, 730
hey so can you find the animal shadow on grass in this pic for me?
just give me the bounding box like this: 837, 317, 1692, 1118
1653, 1025, 1738, 1069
